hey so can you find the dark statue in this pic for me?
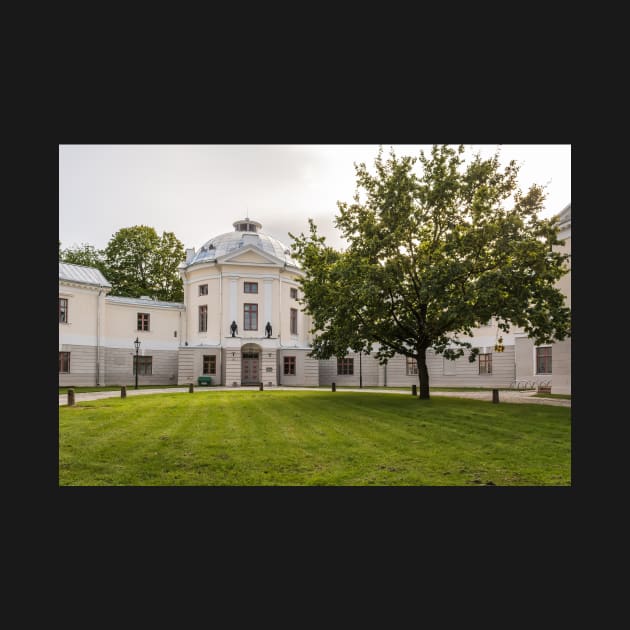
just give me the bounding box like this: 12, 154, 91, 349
265, 321, 272, 338
230, 320, 238, 337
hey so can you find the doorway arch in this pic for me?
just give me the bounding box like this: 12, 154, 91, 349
241, 343, 261, 385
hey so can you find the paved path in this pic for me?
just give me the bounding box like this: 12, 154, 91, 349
59, 386, 570, 407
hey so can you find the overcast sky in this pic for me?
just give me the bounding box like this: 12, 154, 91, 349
59, 144, 571, 253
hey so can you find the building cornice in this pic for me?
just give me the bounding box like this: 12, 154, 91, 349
59, 279, 111, 293
105, 298, 185, 311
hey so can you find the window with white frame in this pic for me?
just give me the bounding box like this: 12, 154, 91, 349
479, 353, 492, 374
58, 298, 68, 323
337, 357, 354, 375
290, 308, 298, 335
536, 347, 552, 374
133, 356, 152, 375
244, 303, 258, 330
203, 355, 216, 375
406, 357, 418, 375
137, 312, 150, 331
199, 305, 208, 332
284, 356, 296, 375
59, 351, 70, 373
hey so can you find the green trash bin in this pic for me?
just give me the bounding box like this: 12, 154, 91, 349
197, 376, 212, 386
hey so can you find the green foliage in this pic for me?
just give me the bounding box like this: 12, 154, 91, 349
291, 145, 571, 399
60, 243, 109, 276
59, 391, 571, 485
104, 225, 185, 301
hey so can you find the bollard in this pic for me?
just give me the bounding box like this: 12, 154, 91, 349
189, 383, 194, 393
412, 384, 417, 396
332, 382, 336, 392
67, 388, 75, 406
259, 382, 264, 391
121, 385, 127, 399
492, 389, 499, 404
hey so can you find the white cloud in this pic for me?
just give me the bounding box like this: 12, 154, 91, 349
59, 144, 570, 252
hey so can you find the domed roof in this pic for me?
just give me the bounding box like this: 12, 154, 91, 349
184, 218, 299, 268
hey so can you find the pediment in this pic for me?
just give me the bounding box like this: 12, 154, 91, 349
218, 245, 282, 266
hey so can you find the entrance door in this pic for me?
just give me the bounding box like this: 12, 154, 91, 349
242, 351, 260, 384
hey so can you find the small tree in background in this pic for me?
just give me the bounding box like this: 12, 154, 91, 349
104, 226, 185, 301
60, 243, 108, 277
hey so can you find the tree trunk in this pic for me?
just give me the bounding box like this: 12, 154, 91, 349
417, 347, 430, 400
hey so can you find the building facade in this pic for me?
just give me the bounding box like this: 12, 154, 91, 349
59, 209, 571, 393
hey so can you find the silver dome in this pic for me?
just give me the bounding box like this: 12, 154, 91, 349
184, 219, 300, 268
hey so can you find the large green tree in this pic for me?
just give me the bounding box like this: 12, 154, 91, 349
291, 145, 571, 400
104, 226, 185, 301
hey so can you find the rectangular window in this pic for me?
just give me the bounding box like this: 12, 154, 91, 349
58, 298, 68, 323
284, 356, 296, 375
244, 282, 258, 294
137, 312, 150, 331
199, 284, 208, 296
199, 305, 208, 332
133, 355, 152, 375
479, 353, 493, 374
406, 357, 418, 375
59, 351, 70, 373
290, 308, 298, 335
203, 355, 216, 375
536, 347, 552, 374
244, 303, 258, 330
290, 287, 298, 299
337, 357, 354, 375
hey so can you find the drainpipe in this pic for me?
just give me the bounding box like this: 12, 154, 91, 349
96, 286, 103, 386
219, 269, 223, 385
278, 270, 282, 344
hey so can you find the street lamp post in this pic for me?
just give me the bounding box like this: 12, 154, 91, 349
134, 337, 141, 389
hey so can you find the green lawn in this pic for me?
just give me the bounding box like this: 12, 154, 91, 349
58, 391, 571, 486
316, 385, 516, 391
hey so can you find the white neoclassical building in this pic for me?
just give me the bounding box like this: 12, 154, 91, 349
59, 218, 317, 388
59, 208, 571, 393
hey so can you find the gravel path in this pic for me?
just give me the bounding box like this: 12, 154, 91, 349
59, 386, 570, 407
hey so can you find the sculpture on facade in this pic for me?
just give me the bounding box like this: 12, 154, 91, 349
265, 321, 272, 338
230, 320, 238, 337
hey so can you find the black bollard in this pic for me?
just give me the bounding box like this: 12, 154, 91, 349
189, 383, 194, 393
412, 384, 417, 396
332, 382, 336, 392
259, 382, 264, 391
492, 389, 499, 404
67, 388, 75, 406
121, 385, 127, 399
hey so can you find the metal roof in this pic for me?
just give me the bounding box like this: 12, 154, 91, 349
106, 296, 185, 309
59, 262, 111, 287
184, 220, 300, 269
